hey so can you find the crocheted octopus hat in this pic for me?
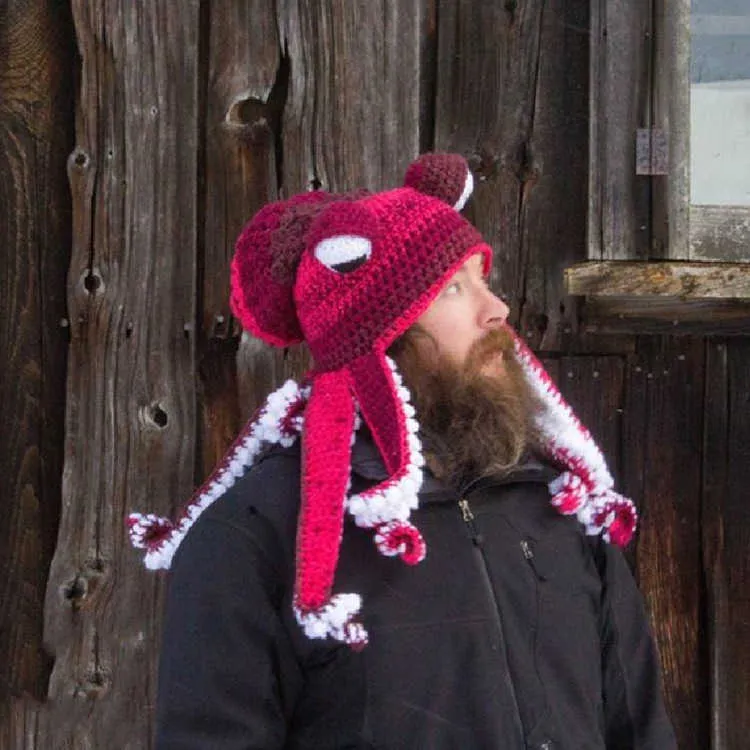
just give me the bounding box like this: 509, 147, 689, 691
129, 153, 637, 648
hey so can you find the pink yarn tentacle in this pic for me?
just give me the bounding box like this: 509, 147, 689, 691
296, 369, 356, 613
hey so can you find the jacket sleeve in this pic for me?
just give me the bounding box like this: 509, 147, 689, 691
154, 507, 302, 750
595, 540, 678, 750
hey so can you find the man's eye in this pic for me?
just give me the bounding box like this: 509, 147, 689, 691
444, 282, 461, 295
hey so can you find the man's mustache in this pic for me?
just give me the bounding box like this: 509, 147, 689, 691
465, 327, 516, 372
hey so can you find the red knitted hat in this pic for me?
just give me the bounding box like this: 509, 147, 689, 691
129, 153, 637, 648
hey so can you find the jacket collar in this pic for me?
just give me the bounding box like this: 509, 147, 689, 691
266, 430, 559, 501
350, 430, 560, 502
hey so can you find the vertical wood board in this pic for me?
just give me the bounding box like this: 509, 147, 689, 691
703, 339, 750, 750
650, 0, 690, 260
0, 0, 74, 711
434, 0, 545, 325
199, 0, 281, 474
621, 336, 707, 749
279, 0, 423, 195
434, 0, 592, 352
589, 0, 653, 260
36, 3, 199, 747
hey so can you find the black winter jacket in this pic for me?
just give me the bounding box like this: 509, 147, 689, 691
155, 437, 676, 750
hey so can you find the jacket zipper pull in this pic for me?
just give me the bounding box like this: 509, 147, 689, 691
520, 539, 546, 581
458, 498, 483, 546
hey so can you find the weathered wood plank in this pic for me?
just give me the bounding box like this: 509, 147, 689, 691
650, 0, 690, 260
36, 3, 200, 747
518, 0, 591, 351
434, 0, 589, 351
580, 296, 750, 336
0, 0, 74, 713
555, 355, 625, 482
202, 0, 281, 337
621, 337, 707, 749
200, 0, 281, 471
566, 261, 750, 299
703, 340, 750, 750
589, 0, 653, 261
279, 0, 423, 195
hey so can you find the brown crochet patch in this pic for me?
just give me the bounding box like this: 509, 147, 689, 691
270, 201, 326, 284
270, 189, 371, 285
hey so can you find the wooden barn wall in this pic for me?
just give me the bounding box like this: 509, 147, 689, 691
0, 1, 748, 748
0, 0, 75, 725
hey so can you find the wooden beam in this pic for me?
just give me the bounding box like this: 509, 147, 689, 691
580, 297, 750, 337
566, 261, 750, 299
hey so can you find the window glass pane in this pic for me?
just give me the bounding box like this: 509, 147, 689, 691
690, 0, 750, 205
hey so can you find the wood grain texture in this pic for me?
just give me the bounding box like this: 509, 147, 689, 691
279, 0, 423, 195
516, 0, 590, 351
555, 355, 625, 482
650, 0, 690, 260
35, 3, 199, 747
703, 340, 750, 750
434, 0, 589, 351
580, 296, 750, 336
0, 0, 74, 708
566, 261, 750, 299
199, 0, 281, 473
589, 0, 652, 261
622, 337, 708, 749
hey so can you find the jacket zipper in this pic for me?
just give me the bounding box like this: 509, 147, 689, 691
457, 497, 525, 745
520, 539, 546, 581
458, 498, 481, 544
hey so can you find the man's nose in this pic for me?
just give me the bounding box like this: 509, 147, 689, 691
481, 289, 510, 328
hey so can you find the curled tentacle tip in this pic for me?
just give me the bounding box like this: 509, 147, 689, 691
127, 513, 174, 550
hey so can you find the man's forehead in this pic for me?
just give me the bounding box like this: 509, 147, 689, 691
459, 253, 485, 274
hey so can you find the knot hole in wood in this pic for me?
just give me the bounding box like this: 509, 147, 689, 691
140, 402, 169, 430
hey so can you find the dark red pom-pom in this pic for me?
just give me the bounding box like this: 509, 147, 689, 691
404, 152, 471, 209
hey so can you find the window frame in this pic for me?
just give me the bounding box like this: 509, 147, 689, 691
586, 0, 750, 267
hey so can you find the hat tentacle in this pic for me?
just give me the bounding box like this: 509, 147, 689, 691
346, 353, 427, 565
128, 379, 308, 569
294, 369, 368, 647
512, 333, 638, 546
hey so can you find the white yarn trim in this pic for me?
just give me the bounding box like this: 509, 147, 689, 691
454, 170, 474, 212
344, 356, 425, 530
131, 379, 307, 570
514, 342, 613, 490
294, 593, 368, 645
513, 340, 637, 541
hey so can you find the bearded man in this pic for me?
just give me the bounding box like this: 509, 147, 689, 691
130, 153, 676, 749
